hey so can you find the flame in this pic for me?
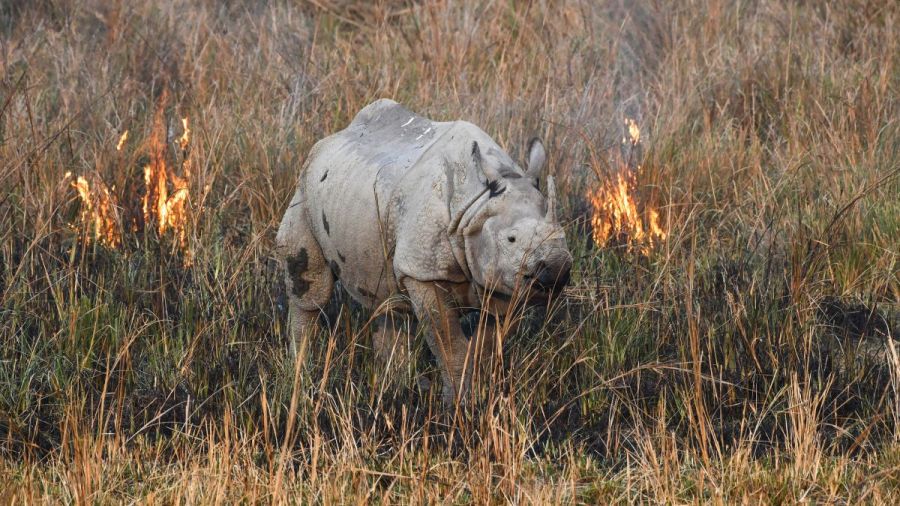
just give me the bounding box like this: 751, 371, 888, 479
624, 117, 640, 145
588, 119, 666, 255
65, 171, 122, 248
142, 103, 192, 257
178, 117, 190, 151
648, 209, 666, 240
116, 130, 129, 151
66, 96, 192, 263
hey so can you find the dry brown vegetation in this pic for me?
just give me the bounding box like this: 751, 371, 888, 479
1, 0, 898, 503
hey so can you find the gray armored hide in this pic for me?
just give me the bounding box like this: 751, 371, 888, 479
277, 99, 572, 403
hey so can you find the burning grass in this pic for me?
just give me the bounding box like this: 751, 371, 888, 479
64, 93, 193, 262
64, 171, 123, 248
588, 119, 667, 255
142, 103, 192, 256
1, 0, 899, 503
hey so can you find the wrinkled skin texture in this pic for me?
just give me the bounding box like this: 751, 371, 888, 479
276, 99, 572, 403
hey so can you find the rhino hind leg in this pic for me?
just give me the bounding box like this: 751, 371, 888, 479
276, 202, 334, 354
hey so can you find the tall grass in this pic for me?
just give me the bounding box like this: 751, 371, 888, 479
1, 0, 898, 502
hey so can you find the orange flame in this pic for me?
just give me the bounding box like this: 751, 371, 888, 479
65, 171, 122, 248
624, 117, 640, 145
588, 119, 666, 255
66, 96, 192, 263
116, 130, 129, 151
142, 101, 192, 258
178, 117, 190, 151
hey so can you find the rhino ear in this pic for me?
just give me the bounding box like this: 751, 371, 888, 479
525, 137, 546, 179
545, 175, 557, 223
472, 141, 502, 185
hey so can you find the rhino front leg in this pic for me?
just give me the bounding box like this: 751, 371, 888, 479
403, 279, 473, 404
470, 311, 501, 369
276, 201, 334, 355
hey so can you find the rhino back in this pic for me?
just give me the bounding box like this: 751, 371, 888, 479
300, 99, 459, 306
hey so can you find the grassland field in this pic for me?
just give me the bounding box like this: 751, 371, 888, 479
1, 0, 899, 503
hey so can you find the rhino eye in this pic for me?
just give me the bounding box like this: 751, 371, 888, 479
487, 180, 505, 198
507, 236, 516, 243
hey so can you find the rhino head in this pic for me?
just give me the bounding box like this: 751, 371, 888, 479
460, 138, 573, 298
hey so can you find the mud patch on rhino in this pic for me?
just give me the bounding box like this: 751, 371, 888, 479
322, 211, 330, 235
287, 248, 310, 298
319, 171, 328, 182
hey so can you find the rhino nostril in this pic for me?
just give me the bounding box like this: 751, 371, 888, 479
532, 262, 571, 291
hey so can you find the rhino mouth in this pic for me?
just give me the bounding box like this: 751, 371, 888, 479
523, 265, 571, 295
474, 276, 563, 303
521, 276, 554, 297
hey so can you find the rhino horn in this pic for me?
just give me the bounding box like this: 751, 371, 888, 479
525, 137, 546, 179
472, 141, 502, 184
546, 175, 557, 223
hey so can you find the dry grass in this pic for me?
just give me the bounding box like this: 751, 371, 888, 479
1, 0, 899, 503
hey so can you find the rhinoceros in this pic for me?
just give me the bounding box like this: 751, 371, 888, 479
276, 99, 572, 402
